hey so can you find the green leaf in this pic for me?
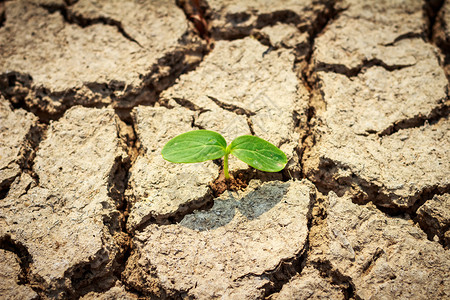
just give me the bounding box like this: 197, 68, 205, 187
228, 135, 287, 172
162, 130, 227, 163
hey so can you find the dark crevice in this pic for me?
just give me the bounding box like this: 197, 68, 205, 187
171, 96, 209, 112
132, 191, 215, 232
176, 0, 211, 44
3, 0, 210, 123
213, 8, 311, 41
207, 95, 256, 116
40, 3, 142, 47
0, 120, 46, 200
0, 235, 44, 297
108, 113, 138, 294
378, 101, 449, 136
298, 105, 317, 179
73, 113, 137, 298
302, 192, 355, 299
312, 260, 361, 300
191, 114, 206, 129
383, 32, 425, 46
314, 58, 415, 78
411, 185, 450, 248
68, 153, 133, 298
427, 0, 450, 82
298, 1, 341, 182
260, 241, 309, 298
0, 1, 5, 28
411, 184, 450, 216
64, 0, 79, 6
256, 10, 301, 29
19, 122, 46, 188
246, 117, 256, 135
423, 0, 446, 41
301, 0, 343, 89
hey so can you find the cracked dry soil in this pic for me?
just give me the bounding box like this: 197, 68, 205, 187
0, 0, 449, 299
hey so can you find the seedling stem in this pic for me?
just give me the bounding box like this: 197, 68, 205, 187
224, 152, 230, 180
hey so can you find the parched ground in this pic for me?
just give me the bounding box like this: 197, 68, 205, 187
0, 0, 449, 299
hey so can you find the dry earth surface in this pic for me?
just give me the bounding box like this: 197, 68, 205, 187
0, 0, 449, 299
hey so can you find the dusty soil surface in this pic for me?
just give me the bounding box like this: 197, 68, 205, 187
0, 0, 449, 299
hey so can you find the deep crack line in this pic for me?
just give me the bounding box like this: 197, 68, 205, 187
0, 1, 5, 28
40, 3, 142, 47
378, 101, 449, 137
314, 58, 415, 78
207, 95, 256, 116
424, 0, 446, 41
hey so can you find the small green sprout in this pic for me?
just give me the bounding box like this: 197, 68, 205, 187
161, 130, 287, 180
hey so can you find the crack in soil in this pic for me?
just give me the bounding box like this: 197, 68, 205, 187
315, 157, 449, 214
230, 185, 315, 299
300, 0, 343, 87
207, 95, 256, 116
213, 8, 305, 41
0, 121, 46, 200
296, 0, 450, 253
40, 3, 142, 47
314, 58, 415, 78
383, 32, 426, 46
132, 190, 216, 232
0, 235, 46, 298
311, 259, 361, 300
0, 1, 5, 28
361, 247, 384, 275
378, 99, 449, 136
304, 192, 356, 300
427, 0, 450, 82
176, 0, 211, 43
2, 0, 448, 297
411, 183, 450, 247
298, 0, 341, 178
106, 112, 140, 295
1, 43, 207, 123
170, 96, 209, 112
308, 156, 450, 250
424, 0, 446, 41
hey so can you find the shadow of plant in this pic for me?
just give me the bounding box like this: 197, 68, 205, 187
179, 181, 290, 231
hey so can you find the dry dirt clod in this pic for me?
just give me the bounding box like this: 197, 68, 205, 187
0, 0, 205, 119
123, 180, 315, 299
312, 192, 450, 299
0, 106, 129, 297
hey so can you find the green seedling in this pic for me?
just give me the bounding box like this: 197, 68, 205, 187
161, 130, 287, 180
